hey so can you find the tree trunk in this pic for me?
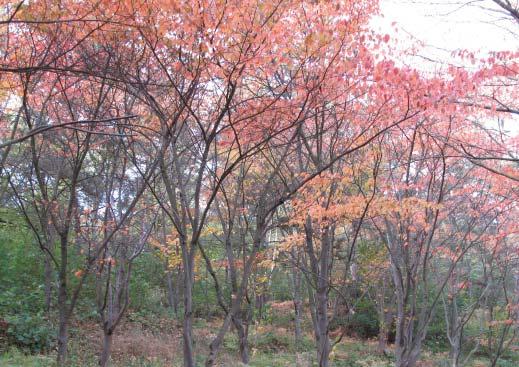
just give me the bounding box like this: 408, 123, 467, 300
57, 235, 69, 367
377, 311, 392, 354
376, 273, 392, 354
446, 294, 461, 367
236, 316, 250, 364
57, 308, 68, 367
315, 285, 330, 367
399, 347, 422, 367
182, 252, 195, 367
377, 328, 388, 355
166, 269, 178, 316
204, 223, 265, 367
394, 329, 423, 367
99, 331, 113, 367
206, 314, 233, 367
292, 263, 303, 348
394, 332, 423, 367
304, 219, 332, 367
316, 228, 332, 367
448, 334, 461, 367
44, 253, 53, 313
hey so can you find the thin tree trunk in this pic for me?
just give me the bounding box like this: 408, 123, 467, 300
236, 315, 250, 364
182, 252, 195, 367
292, 261, 303, 348
99, 331, 113, 367
56, 315, 68, 367
56, 305, 68, 367
204, 214, 268, 366
397, 348, 421, 367
44, 253, 53, 313
448, 334, 461, 367
57, 235, 69, 367
315, 228, 332, 367
377, 310, 392, 354
303, 218, 331, 367
166, 270, 178, 316
377, 328, 388, 355
316, 286, 330, 367
206, 314, 233, 367
446, 292, 461, 367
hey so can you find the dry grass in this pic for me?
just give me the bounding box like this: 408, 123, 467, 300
111, 325, 180, 363
68, 318, 182, 365
5, 317, 516, 366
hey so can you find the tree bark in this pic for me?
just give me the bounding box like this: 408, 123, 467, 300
206, 313, 233, 367
448, 334, 461, 367
236, 314, 250, 364
44, 253, 53, 313
182, 250, 195, 367
315, 228, 332, 367
204, 221, 267, 366
56, 235, 69, 367
99, 331, 113, 367
166, 269, 178, 316
315, 285, 330, 367
291, 260, 303, 348
377, 310, 392, 354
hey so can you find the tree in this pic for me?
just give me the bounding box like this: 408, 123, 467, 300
1, 1, 519, 366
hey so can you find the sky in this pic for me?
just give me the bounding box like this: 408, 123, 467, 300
375, 0, 518, 63
374, 0, 519, 132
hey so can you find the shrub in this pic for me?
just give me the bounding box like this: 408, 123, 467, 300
424, 308, 449, 350
5, 312, 55, 353
330, 299, 379, 339
253, 331, 291, 352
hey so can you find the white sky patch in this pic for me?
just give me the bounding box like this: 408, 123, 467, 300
374, 0, 518, 65
372, 0, 519, 136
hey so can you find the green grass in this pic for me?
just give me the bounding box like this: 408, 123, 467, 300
1, 348, 55, 367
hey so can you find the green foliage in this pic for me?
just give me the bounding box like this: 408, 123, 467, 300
0, 347, 55, 367
269, 270, 292, 302
4, 313, 55, 354
0, 208, 56, 354
247, 351, 295, 367
496, 359, 519, 367
193, 275, 223, 319
0, 209, 46, 315
222, 333, 239, 353
129, 252, 171, 314
253, 331, 291, 352
332, 341, 393, 367
347, 310, 379, 339
261, 303, 294, 328
330, 298, 379, 339
424, 308, 449, 350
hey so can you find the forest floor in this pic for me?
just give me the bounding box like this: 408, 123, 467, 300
1, 314, 516, 367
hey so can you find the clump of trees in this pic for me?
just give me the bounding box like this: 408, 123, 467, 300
0, 1, 518, 367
